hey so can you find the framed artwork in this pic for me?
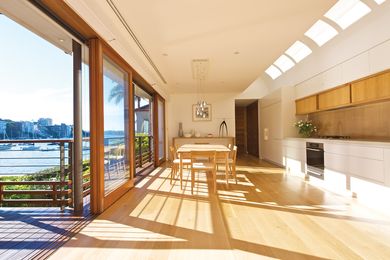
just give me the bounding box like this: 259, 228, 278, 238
192, 104, 212, 121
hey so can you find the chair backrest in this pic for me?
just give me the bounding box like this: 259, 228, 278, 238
232, 145, 238, 162
169, 146, 177, 161
190, 150, 217, 167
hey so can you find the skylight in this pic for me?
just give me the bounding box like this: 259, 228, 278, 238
265, 65, 282, 80
274, 55, 295, 72
374, 0, 386, 4
304, 20, 338, 46
324, 0, 371, 30
285, 41, 312, 63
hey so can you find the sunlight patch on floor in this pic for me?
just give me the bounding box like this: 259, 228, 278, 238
77, 220, 186, 242
236, 166, 284, 174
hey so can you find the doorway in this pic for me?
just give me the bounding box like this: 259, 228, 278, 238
235, 100, 259, 157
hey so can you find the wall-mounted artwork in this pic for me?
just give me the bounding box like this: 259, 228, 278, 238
192, 104, 212, 121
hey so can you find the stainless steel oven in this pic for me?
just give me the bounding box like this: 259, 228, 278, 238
306, 142, 324, 179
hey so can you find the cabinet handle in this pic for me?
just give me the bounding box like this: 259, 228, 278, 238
306, 148, 323, 152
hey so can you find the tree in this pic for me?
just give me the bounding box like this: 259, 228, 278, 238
108, 84, 125, 104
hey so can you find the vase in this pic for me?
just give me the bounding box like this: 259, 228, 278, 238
300, 131, 311, 138
178, 122, 183, 137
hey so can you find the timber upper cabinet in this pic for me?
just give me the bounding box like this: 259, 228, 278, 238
295, 95, 317, 115
351, 71, 390, 104
318, 84, 351, 110
295, 69, 390, 115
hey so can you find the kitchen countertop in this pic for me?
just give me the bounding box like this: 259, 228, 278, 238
285, 137, 390, 148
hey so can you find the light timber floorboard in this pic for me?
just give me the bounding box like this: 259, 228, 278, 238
50, 155, 390, 259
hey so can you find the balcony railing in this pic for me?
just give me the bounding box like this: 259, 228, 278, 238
0, 139, 90, 208
135, 135, 153, 170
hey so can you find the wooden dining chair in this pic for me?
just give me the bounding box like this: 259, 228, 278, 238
216, 145, 238, 184
190, 150, 217, 194
169, 146, 191, 185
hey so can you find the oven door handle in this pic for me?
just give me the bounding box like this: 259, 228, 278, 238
306, 148, 323, 152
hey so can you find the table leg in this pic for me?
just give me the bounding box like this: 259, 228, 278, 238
225, 152, 229, 188
179, 154, 183, 190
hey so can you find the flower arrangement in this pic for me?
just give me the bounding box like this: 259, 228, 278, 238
294, 120, 317, 138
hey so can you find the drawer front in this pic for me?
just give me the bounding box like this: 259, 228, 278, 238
284, 146, 305, 161
348, 157, 385, 183
325, 143, 383, 161
283, 139, 306, 149
325, 153, 348, 173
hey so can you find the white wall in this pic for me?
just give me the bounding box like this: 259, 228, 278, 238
167, 92, 237, 147
236, 4, 390, 167
267, 2, 390, 96
259, 89, 283, 165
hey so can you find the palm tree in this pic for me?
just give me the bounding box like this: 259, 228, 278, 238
108, 84, 124, 104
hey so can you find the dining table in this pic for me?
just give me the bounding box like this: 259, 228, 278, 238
176, 144, 231, 191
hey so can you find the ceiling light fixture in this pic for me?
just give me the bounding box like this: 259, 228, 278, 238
265, 65, 282, 80
192, 59, 209, 117
304, 20, 338, 46
285, 41, 312, 63
274, 54, 295, 72
324, 0, 371, 30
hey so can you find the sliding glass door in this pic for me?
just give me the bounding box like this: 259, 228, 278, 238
156, 95, 166, 164
134, 84, 154, 175
103, 56, 130, 195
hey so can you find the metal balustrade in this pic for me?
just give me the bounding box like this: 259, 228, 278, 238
135, 135, 154, 170
0, 139, 91, 208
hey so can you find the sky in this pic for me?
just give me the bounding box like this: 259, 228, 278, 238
0, 15, 73, 125
0, 14, 149, 132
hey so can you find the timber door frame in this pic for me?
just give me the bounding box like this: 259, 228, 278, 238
153, 94, 166, 166
89, 38, 135, 214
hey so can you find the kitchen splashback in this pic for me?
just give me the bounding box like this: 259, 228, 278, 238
309, 100, 390, 139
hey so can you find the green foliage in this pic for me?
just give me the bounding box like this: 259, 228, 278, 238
294, 120, 317, 137
0, 160, 91, 203
135, 134, 151, 154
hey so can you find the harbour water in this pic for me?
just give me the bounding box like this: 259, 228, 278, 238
0, 148, 90, 176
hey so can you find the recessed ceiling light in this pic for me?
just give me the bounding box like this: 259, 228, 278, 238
274, 54, 295, 72
265, 65, 282, 80
304, 20, 338, 46
234, 51, 240, 55
324, 0, 371, 30
285, 41, 312, 63
374, 0, 386, 4
59, 38, 64, 42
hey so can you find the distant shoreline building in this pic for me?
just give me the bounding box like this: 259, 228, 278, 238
38, 118, 53, 127
0, 117, 75, 139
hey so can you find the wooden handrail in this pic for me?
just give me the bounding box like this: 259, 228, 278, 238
0, 180, 72, 208
0, 139, 74, 144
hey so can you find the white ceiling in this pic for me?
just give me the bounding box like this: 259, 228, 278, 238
74, 0, 337, 93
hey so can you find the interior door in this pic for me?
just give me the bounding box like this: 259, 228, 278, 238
246, 101, 259, 157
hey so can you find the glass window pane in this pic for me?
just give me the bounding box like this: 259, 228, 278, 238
158, 98, 165, 160
134, 84, 153, 174
103, 56, 129, 195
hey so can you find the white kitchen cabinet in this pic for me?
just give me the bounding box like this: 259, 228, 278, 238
385, 149, 390, 186
283, 139, 306, 175
348, 157, 384, 184
325, 142, 386, 184
284, 138, 390, 188
324, 153, 348, 173
325, 143, 383, 160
